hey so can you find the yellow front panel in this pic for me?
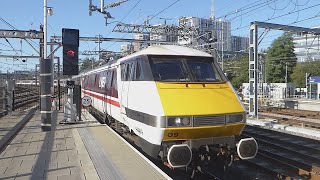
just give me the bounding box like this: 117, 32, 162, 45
156, 82, 244, 116
163, 123, 245, 141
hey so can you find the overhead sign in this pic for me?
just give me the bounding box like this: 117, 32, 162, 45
309, 76, 320, 84
82, 96, 92, 107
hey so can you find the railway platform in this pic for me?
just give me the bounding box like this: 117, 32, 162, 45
0, 108, 171, 180
279, 98, 320, 111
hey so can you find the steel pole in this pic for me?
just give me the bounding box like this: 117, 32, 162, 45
57, 57, 61, 110
249, 24, 258, 118
305, 73, 308, 98
41, 0, 52, 131
44, 0, 47, 59
285, 63, 288, 84
35, 65, 38, 87
221, 25, 224, 71
253, 25, 258, 118
98, 34, 101, 60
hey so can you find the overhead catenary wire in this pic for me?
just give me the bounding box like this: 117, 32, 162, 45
231, 2, 320, 32
266, 0, 292, 11
0, 42, 37, 56
107, 0, 183, 50
218, 0, 315, 33
100, 0, 144, 51
228, 0, 283, 22
4, 38, 19, 56
0, 17, 40, 51
215, 0, 279, 20
107, 0, 143, 36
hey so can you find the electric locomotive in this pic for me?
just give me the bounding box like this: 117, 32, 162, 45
77, 45, 258, 170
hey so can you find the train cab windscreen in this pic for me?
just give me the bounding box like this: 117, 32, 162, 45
149, 56, 223, 82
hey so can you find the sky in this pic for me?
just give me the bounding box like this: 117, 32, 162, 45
1, 0, 320, 72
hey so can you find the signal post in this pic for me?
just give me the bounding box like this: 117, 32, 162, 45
61, 28, 80, 123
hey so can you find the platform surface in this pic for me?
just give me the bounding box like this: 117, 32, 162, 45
0, 110, 101, 180
0, 111, 28, 140
0, 110, 171, 180
78, 112, 171, 180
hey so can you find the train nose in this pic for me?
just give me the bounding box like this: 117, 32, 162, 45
167, 144, 192, 168
237, 137, 258, 160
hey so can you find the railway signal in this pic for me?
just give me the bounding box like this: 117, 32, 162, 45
62, 28, 79, 75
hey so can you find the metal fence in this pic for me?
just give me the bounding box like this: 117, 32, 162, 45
0, 79, 7, 118
14, 83, 39, 111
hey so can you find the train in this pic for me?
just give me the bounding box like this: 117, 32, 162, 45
73, 45, 258, 172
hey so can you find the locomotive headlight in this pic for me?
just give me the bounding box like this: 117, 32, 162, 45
226, 113, 245, 124
167, 116, 192, 127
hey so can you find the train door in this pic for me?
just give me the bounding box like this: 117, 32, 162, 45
100, 71, 107, 115
120, 62, 131, 116
105, 69, 113, 115
108, 68, 119, 119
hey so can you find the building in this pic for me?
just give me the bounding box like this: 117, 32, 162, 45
149, 24, 178, 45
178, 17, 232, 52
133, 33, 150, 52
242, 82, 296, 101
120, 44, 134, 56
231, 35, 249, 52
293, 33, 320, 62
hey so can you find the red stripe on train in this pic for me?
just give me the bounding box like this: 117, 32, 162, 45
82, 90, 120, 107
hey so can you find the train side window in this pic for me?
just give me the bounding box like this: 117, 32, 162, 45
85, 76, 89, 88
111, 68, 118, 97
91, 74, 95, 90
83, 76, 87, 88
106, 70, 113, 94
135, 60, 143, 81
129, 60, 143, 81
130, 61, 136, 81
121, 57, 146, 81
94, 74, 100, 90
121, 63, 128, 81
89, 75, 93, 90
126, 62, 132, 81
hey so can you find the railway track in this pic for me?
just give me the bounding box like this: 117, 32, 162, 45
261, 107, 320, 119
0, 85, 66, 115
259, 112, 320, 130
91, 106, 320, 179
240, 125, 320, 179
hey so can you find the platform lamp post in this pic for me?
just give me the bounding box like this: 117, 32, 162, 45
41, 0, 54, 131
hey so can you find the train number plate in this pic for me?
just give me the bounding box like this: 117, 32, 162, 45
82, 96, 92, 107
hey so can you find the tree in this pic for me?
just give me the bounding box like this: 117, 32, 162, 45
224, 56, 249, 89
80, 57, 99, 72
291, 61, 320, 87
266, 33, 297, 83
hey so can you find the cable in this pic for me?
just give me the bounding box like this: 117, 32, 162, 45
216, 0, 269, 19
0, 17, 39, 50
231, 2, 320, 32
216, 0, 280, 20
266, 0, 292, 11
3, 38, 19, 56
290, 0, 311, 6
293, 0, 300, 23
228, 0, 282, 22
107, 0, 183, 50
104, 0, 144, 51
107, 0, 143, 37
148, 0, 181, 21
0, 42, 36, 56
227, 0, 313, 29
